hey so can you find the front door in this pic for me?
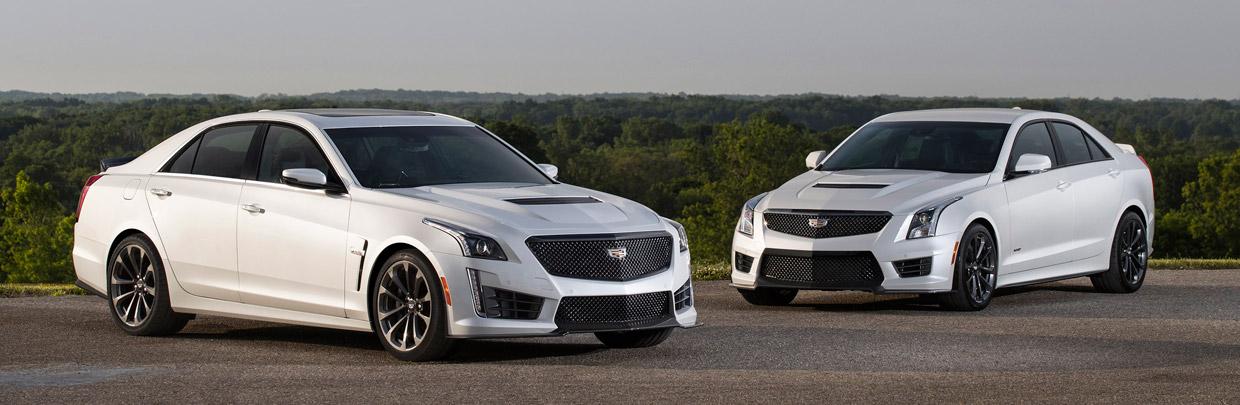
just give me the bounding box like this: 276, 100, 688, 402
236, 124, 351, 316
1002, 122, 1074, 274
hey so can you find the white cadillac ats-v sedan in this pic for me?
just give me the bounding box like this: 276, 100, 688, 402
73, 109, 696, 361
731, 109, 1154, 310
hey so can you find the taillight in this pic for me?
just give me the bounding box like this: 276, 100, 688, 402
76, 174, 104, 222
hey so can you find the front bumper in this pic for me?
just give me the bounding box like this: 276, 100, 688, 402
730, 211, 958, 294
428, 246, 698, 338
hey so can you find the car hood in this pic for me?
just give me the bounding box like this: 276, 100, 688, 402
379, 182, 664, 233
762, 169, 991, 214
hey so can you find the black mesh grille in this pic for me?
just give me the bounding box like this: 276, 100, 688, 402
735, 252, 755, 273
481, 286, 544, 320
763, 212, 891, 238
894, 257, 932, 278
555, 291, 672, 331
760, 251, 884, 289
674, 279, 693, 311
527, 233, 672, 281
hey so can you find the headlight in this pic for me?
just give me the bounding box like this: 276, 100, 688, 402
663, 217, 688, 252
906, 197, 963, 239
423, 218, 508, 261
737, 192, 769, 237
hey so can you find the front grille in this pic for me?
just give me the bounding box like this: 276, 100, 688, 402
674, 279, 693, 311
735, 252, 755, 273
894, 257, 932, 278
527, 233, 672, 281
760, 251, 884, 289
480, 286, 544, 320
555, 291, 672, 331
763, 211, 891, 238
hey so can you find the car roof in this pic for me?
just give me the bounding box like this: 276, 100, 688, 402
870, 108, 1046, 124
232, 108, 477, 129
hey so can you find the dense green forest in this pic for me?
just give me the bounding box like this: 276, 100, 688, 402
2, 93, 1239, 283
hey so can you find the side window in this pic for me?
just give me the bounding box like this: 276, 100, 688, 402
256, 125, 335, 184
1085, 136, 1110, 160
1052, 122, 1092, 165
1007, 122, 1058, 172
191, 125, 258, 179
164, 136, 202, 174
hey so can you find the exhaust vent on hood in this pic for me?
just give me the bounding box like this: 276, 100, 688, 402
813, 183, 888, 189
506, 196, 602, 205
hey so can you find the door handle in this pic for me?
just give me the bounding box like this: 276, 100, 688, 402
240, 203, 266, 214
150, 188, 172, 197
1056, 181, 1071, 191
1107, 168, 1121, 178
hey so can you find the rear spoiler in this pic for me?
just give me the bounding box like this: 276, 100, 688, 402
100, 156, 138, 172
1115, 144, 1137, 155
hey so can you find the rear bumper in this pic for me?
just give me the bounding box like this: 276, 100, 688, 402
71, 231, 109, 297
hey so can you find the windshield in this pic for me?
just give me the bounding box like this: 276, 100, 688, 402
819, 121, 1009, 174
326, 126, 552, 188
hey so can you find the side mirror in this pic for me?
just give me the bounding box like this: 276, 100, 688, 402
537, 163, 559, 180
282, 168, 344, 193
805, 150, 827, 169
1013, 154, 1053, 174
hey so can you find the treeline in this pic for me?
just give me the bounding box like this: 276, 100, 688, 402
2, 94, 1239, 283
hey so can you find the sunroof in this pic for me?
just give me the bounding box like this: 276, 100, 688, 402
282, 109, 434, 117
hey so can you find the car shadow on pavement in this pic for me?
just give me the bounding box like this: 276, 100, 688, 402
176, 325, 382, 350
175, 324, 606, 362
794, 282, 1103, 313
446, 340, 603, 363
797, 294, 943, 312
994, 284, 1097, 297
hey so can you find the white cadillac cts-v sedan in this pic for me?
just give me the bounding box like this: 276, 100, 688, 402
731, 109, 1154, 310
73, 109, 696, 361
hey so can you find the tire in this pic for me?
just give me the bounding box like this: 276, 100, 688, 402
595, 327, 675, 348
1090, 211, 1147, 293
370, 250, 459, 361
107, 235, 191, 336
737, 287, 798, 306
937, 224, 998, 311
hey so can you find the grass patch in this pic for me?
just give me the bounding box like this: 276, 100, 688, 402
0, 284, 88, 298
1148, 258, 1240, 270
692, 261, 731, 281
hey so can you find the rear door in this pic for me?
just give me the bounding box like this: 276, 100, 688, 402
146, 124, 260, 301
236, 124, 351, 316
1001, 122, 1074, 274
1049, 122, 1123, 261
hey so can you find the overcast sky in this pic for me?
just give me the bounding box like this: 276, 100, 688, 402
2, 0, 1238, 99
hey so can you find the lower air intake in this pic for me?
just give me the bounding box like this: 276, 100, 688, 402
735, 252, 755, 273
760, 251, 884, 289
894, 257, 932, 278
480, 286, 544, 320
555, 291, 672, 332
674, 279, 693, 311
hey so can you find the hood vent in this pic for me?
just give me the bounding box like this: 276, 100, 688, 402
813, 183, 888, 189
506, 196, 601, 205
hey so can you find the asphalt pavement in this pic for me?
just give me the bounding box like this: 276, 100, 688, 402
2, 270, 1239, 403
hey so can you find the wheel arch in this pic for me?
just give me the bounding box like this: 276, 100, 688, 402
107, 229, 151, 265
362, 239, 438, 327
